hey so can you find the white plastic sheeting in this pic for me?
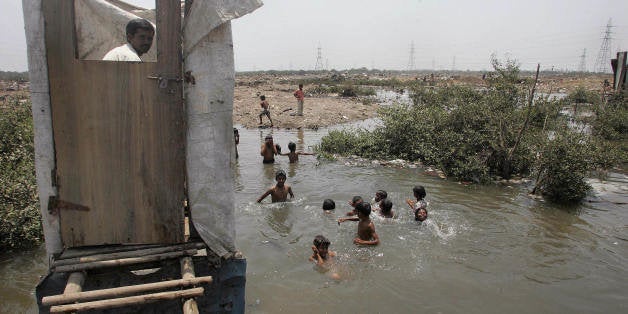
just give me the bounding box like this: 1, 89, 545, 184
183, 0, 262, 257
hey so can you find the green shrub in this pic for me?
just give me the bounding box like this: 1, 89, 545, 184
534, 130, 591, 203
0, 96, 42, 251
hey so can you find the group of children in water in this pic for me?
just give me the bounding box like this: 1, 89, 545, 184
257, 167, 429, 271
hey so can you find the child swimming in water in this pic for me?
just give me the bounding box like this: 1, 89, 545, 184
257, 170, 294, 203
338, 202, 380, 246
406, 185, 428, 221
280, 141, 314, 163
346, 195, 363, 216
309, 235, 336, 266
322, 199, 335, 213
378, 198, 394, 218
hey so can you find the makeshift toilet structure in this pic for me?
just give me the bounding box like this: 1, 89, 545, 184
22, 0, 262, 312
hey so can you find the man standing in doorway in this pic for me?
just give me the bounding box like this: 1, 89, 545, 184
292, 84, 305, 116
103, 19, 155, 62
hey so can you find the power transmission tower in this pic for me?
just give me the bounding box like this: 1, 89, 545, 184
407, 41, 415, 71
578, 49, 587, 72
594, 19, 613, 73
314, 44, 324, 71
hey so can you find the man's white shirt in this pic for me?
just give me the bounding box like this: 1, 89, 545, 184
102, 43, 142, 62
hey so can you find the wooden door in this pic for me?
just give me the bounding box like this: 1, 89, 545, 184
44, 0, 185, 247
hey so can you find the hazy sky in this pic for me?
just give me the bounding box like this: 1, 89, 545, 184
2, 0, 627, 72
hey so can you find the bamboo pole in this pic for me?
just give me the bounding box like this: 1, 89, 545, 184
43, 276, 212, 306
49, 287, 204, 313
53, 249, 198, 273
53, 242, 206, 267
63, 272, 85, 294
180, 256, 200, 314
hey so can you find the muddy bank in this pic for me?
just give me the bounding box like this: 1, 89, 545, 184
233, 74, 379, 129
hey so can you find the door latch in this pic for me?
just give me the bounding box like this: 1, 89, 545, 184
147, 75, 182, 89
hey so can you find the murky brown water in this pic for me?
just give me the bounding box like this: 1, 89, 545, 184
2, 123, 627, 313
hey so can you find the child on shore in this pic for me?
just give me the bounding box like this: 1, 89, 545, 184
280, 142, 314, 163
406, 185, 428, 221
257, 170, 294, 203
322, 199, 335, 214
338, 202, 380, 246
258, 95, 273, 127
346, 196, 363, 216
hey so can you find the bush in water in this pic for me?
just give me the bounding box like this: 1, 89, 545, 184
0, 95, 42, 251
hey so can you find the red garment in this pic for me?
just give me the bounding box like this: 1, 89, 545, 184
294, 89, 304, 100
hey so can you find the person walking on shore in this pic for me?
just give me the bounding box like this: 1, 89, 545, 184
292, 84, 305, 116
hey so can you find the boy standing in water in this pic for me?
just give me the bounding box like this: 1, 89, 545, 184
280, 142, 314, 163
378, 199, 394, 218
258, 95, 273, 127
406, 185, 428, 221
260, 135, 278, 164
374, 190, 387, 209
257, 170, 294, 203
338, 202, 380, 245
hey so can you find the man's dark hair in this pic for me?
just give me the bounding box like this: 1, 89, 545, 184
413, 185, 426, 199
126, 18, 154, 36
288, 142, 296, 152
298, 84, 303, 88
313, 235, 330, 248
260, 95, 266, 100
322, 199, 335, 210
275, 170, 286, 180
376, 190, 387, 199
380, 199, 393, 214
356, 202, 371, 216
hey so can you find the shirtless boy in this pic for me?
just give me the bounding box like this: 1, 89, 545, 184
338, 202, 380, 245
346, 196, 363, 216
309, 235, 336, 266
260, 135, 278, 164
406, 185, 428, 221
280, 142, 314, 163
257, 170, 294, 203
258, 95, 273, 126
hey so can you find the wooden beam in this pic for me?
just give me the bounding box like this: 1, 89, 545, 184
180, 257, 199, 314
43, 276, 212, 306
49, 287, 204, 313
53, 249, 198, 273
53, 242, 206, 267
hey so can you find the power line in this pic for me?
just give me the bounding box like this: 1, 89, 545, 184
407, 41, 415, 71
578, 48, 587, 72
594, 19, 613, 73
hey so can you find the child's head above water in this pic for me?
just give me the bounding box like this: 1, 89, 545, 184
322, 199, 335, 211
288, 142, 297, 152
260, 95, 266, 101
350, 196, 363, 207
275, 170, 287, 182
313, 235, 331, 258
415, 208, 428, 222
356, 201, 372, 217
380, 199, 393, 215
375, 190, 387, 202
413, 185, 426, 200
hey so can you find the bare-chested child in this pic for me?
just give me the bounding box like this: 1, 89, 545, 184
345, 195, 363, 216
257, 170, 294, 203
258, 95, 273, 127
260, 135, 278, 164
309, 235, 336, 266
406, 185, 428, 221
338, 202, 380, 245
373, 190, 387, 210
280, 142, 314, 163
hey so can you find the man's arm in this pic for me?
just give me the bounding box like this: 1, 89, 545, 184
260, 144, 266, 156
406, 199, 416, 210
298, 152, 315, 156
288, 186, 294, 199
337, 217, 359, 224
